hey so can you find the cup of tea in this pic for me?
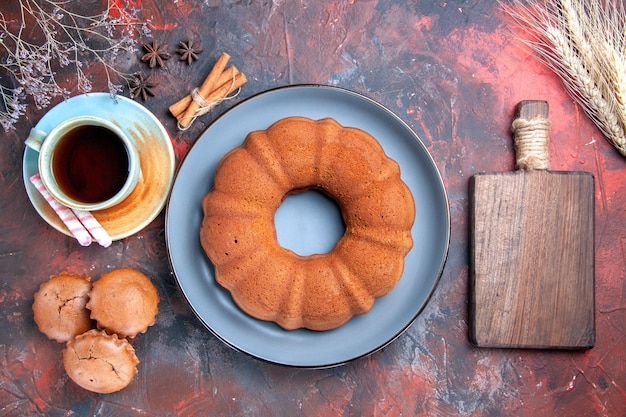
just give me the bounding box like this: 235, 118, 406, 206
25, 116, 142, 211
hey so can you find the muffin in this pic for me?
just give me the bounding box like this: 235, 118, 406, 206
86, 268, 159, 338
63, 329, 139, 393
32, 273, 93, 343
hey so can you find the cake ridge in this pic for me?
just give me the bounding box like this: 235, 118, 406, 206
346, 226, 413, 255
329, 256, 375, 315
228, 249, 295, 323
276, 269, 306, 330
212, 144, 284, 210
201, 213, 277, 267
214, 249, 267, 290
202, 189, 265, 218
243, 130, 293, 191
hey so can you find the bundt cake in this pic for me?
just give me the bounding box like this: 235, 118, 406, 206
200, 116, 415, 331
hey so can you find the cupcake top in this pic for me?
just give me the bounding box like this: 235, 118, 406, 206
86, 268, 159, 338
63, 329, 139, 393
32, 272, 93, 343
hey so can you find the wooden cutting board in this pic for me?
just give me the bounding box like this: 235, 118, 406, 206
470, 100, 595, 349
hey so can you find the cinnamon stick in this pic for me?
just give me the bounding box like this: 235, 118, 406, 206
197, 72, 247, 107
177, 52, 230, 127
169, 66, 241, 118
176, 71, 247, 128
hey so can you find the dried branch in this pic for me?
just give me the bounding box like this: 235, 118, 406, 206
0, 0, 150, 131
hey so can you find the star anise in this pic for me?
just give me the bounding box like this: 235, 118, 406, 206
141, 40, 170, 68
176, 40, 203, 65
129, 73, 157, 101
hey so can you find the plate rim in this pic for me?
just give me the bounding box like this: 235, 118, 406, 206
166, 84, 450, 368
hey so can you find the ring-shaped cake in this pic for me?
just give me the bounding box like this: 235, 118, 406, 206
200, 116, 415, 331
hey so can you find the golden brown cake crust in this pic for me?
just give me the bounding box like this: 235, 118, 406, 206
63, 329, 139, 394
200, 116, 415, 331
32, 273, 93, 343
86, 268, 159, 338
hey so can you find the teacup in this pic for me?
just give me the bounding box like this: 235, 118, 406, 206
26, 116, 141, 211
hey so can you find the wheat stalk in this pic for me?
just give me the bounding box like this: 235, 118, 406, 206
595, 4, 626, 134
502, 0, 626, 157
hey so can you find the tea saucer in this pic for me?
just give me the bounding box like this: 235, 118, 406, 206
23, 93, 175, 241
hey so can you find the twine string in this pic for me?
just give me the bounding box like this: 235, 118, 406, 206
191, 87, 212, 109
177, 69, 240, 131
511, 117, 551, 170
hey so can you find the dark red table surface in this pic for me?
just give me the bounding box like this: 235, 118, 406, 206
2, 1, 625, 416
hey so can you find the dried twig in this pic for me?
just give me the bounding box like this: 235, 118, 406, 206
0, 0, 150, 131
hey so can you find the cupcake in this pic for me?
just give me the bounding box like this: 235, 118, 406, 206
86, 268, 159, 338
32, 273, 93, 343
63, 329, 139, 393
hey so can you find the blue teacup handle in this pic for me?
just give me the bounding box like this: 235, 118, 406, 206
25, 128, 48, 152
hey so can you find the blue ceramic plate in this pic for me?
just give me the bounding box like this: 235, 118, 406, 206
23, 93, 175, 241
166, 85, 449, 368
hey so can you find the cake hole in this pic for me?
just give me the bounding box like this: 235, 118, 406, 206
275, 189, 345, 256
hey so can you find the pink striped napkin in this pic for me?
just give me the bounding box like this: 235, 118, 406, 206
29, 174, 112, 247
